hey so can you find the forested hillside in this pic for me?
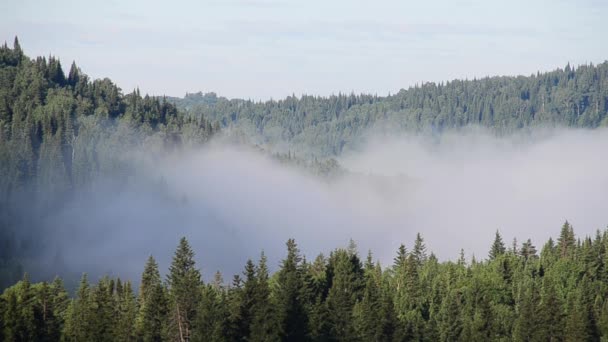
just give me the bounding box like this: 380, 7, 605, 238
0, 38, 218, 289
2, 37, 608, 341
2, 222, 608, 341
172, 61, 608, 156
0, 38, 218, 202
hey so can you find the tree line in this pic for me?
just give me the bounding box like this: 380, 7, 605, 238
172, 60, 608, 156
2, 221, 608, 341
0, 37, 219, 203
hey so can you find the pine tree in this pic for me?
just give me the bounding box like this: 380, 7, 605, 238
36, 278, 68, 341
46, 277, 69, 341
137, 256, 168, 342
63, 274, 93, 342
193, 283, 227, 342
90, 276, 116, 341
557, 220, 576, 258
167, 237, 202, 342
519, 238, 538, 261
489, 230, 506, 260
114, 281, 137, 341
238, 259, 256, 340
225, 274, 244, 341
353, 251, 388, 341
276, 239, 308, 341
564, 290, 588, 342
536, 276, 564, 340
412, 233, 427, 267
303, 254, 330, 341
13, 36, 22, 57
598, 299, 608, 341
512, 278, 542, 342
393, 244, 408, 271
3, 289, 20, 341
438, 288, 463, 342
250, 252, 280, 342
67, 61, 80, 88
326, 248, 362, 341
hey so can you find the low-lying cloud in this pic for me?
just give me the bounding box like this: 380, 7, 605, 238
25, 128, 608, 285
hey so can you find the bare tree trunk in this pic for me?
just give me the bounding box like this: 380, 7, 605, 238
177, 303, 185, 342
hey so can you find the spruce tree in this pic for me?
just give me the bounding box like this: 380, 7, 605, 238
90, 276, 116, 341
438, 288, 463, 342
489, 230, 506, 260
276, 239, 308, 341
250, 252, 280, 342
536, 276, 564, 340
326, 249, 362, 341
557, 221, 576, 258
353, 251, 386, 341
193, 284, 227, 342
138, 256, 168, 342
225, 274, 244, 341
564, 290, 588, 342
114, 281, 137, 342
412, 233, 427, 267
519, 239, 537, 261
238, 259, 256, 340
63, 273, 93, 342
167, 237, 202, 342
512, 278, 541, 342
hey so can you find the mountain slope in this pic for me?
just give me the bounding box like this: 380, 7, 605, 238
172, 62, 608, 156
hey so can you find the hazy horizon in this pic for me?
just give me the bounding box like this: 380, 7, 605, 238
2, 0, 607, 100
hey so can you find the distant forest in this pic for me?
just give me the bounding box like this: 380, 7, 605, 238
2, 222, 608, 341
171, 60, 608, 156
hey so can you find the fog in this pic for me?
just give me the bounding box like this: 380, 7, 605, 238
25, 128, 608, 285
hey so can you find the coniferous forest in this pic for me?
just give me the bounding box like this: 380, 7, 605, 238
169, 60, 608, 156
3, 223, 608, 341
2, 39, 608, 341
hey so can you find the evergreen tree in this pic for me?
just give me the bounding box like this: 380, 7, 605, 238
489, 230, 506, 260
193, 283, 227, 342
512, 278, 542, 342
138, 256, 168, 342
564, 290, 588, 341
536, 276, 564, 341
558, 221, 576, 258
412, 233, 427, 267
438, 288, 463, 342
63, 274, 93, 342
276, 239, 308, 341
250, 252, 280, 342
519, 238, 538, 261
89, 276, 116, 341
167, 237, 202, 342
326, 248, 362, 341
114, 281, 137, 341
353, 251, 391, 341
225, 274, 244, 342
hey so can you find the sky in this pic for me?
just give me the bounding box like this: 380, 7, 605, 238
1, 0, 607, 100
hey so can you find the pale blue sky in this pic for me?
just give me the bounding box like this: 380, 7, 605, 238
1, 0, 607, 100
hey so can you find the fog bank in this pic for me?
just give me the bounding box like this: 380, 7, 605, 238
28, 128, 608, 284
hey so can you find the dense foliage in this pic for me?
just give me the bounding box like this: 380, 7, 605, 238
2, 38, 608, 340
2, 221, 608, 341
0, 39, 218, 289
172, 61, 608, 156
0, 38, 218, 202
